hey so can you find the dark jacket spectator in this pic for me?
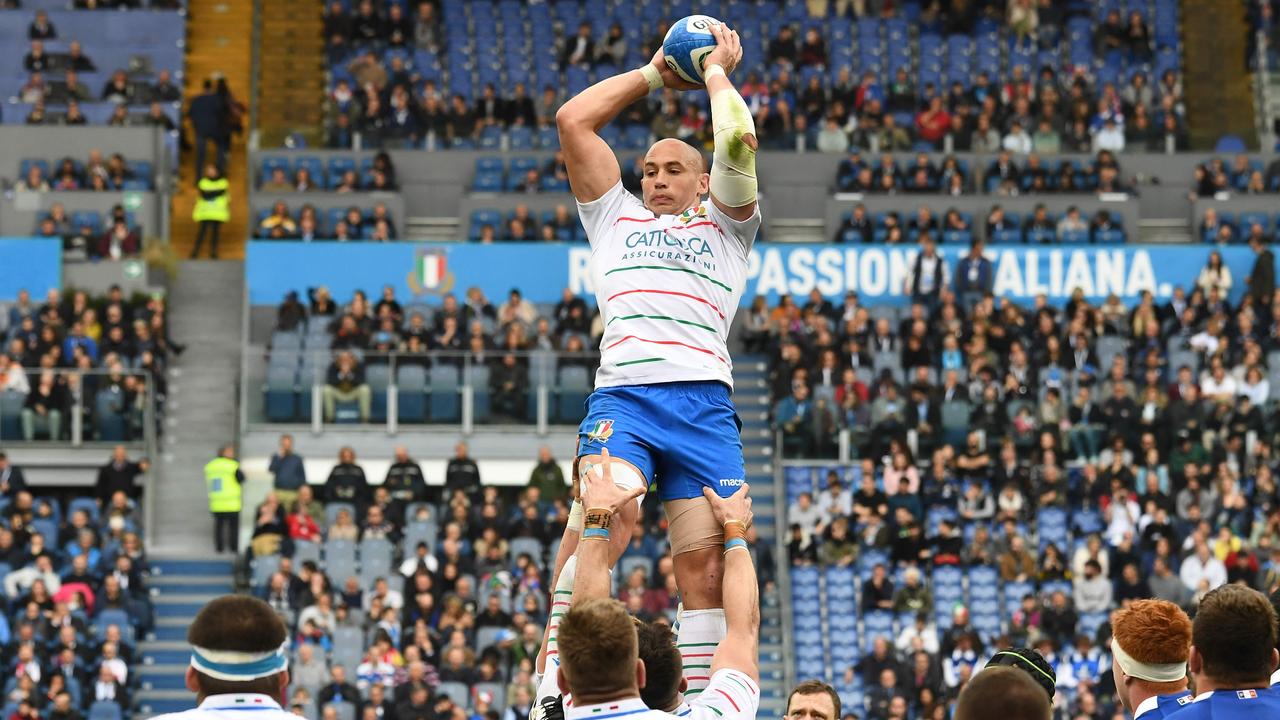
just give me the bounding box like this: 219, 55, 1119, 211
95, 447, 148, 503
324, 448, 370, 507
445, 444, 482, 499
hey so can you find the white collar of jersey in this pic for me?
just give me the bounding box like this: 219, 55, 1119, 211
1133, 695, 1160, 719
673, 702, 692, 717
1272, 667, 1280, 686
565, 696, 649, 720
1192, 691, 1214, 703
199, 694, 284, 712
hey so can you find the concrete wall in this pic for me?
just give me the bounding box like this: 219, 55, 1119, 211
823, 196, 1140, 243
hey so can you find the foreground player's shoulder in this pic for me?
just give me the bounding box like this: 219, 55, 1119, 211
690, 668, 760, 719
1148, 691, 1194, 718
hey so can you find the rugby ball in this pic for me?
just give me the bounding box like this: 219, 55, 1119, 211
662, 15, 721, 85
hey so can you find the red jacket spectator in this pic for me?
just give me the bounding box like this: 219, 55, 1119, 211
97, 223, 139, 260
288, 510, 321, 542
915, 98, 951, 144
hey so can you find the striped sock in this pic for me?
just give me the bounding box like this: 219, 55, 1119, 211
536, 554, 578, 702
675, 607, 726, 699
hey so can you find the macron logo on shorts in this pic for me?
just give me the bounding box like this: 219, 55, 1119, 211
718, 478, 744, 487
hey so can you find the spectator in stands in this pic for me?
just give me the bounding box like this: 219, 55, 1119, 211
561, 21, 595, 68
262, 167, 293, 192
0, 453, 27, 498
20, 74, 46, 105
268, 433, 306, 511
95, 445, 147, 504
15, 165, 49, 192
150, 70, 181, 102
259, 201, 298, 238
445, 442, 481, 500
322, 351, 371, 422
97, 220, 140, 261
67, 41, 96, 72
1246, 235, 1275, 309
21, 370, 65, 441
904, 234, 949, 312
100, 70, 134, 104
28, 10, 56, 39
190, 79, 227, 174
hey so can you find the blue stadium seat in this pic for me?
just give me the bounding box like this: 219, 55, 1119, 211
428, 365, 460, 422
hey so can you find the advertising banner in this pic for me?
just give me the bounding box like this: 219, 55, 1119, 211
0, 237, 61, 301
246, 241, 1266, 307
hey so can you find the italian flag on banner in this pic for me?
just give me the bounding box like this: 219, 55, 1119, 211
418, 253, 447, 290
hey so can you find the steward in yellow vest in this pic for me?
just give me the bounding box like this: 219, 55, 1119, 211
205, 444, 244, 554
192, 164, 229, 259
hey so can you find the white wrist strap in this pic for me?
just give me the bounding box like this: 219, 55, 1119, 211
639, 64, 663, 92
704, 64, 727, 81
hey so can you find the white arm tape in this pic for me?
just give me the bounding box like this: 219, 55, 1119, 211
709, 82, 758, 208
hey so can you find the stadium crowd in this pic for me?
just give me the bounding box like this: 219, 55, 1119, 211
0, 449, 154, 720
319, 1, 1186, 154
770, 233, 1280, 716
245, 436, 777, 720
2, 286, 181, 442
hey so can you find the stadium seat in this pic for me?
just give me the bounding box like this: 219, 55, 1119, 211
556, 366, 590, 423
397, 364, 428, 423
429, 365, 460, 422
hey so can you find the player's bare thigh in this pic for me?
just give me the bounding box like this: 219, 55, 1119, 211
576, 452, 643, 565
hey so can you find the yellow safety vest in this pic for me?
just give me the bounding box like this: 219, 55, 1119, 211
205, 457, 242, 513
193, 176, 230, 223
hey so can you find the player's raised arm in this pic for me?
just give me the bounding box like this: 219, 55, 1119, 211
702, 24, 758, 222
573, 448, 645, 604
556, 51, 698, 203
701, 484, 761, 683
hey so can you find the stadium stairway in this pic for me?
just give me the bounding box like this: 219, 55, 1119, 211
1182, 0, 1259, 149
257, 0, 326, 148
730, 354, 786, 716
137, 556, 237, 716
170, 0, 253, 260
152, 261, 245, 554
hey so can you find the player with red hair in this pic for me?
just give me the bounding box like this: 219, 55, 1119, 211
1111, 599, 1193, 719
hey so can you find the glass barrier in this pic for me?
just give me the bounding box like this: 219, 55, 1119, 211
250, 348, 601, 434
0, 366, 157, 446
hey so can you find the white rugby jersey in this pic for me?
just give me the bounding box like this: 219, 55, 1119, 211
577, 182, 761, 390
563, 670, 760, 720
152, 694, 296, 720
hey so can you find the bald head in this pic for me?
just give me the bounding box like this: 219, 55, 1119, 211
955, 666, 1051, 720
641, 139, 709, 216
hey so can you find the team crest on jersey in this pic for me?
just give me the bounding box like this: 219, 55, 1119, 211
678, 204, 708, 223
1237, 690, 1258, 699
1176, 696, 1192, 705
586, 419, 614, 443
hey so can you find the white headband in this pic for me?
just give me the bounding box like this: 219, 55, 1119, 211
1111, 638, 1187, 683
190, 645, 289, 681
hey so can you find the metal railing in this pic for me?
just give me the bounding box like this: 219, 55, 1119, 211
0, 366, 158, 545
250, 347, 600, 435
0, 366, 158, 446
773, 429, 798, 697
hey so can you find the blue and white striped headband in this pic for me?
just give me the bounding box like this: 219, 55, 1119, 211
190, 645, 289, 681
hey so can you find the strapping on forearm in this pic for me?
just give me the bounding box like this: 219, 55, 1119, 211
709, 78, 758, 207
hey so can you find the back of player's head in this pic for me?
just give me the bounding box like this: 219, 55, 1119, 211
1191, 584, 1279, 687
785, 679, 841, 720
984, 648, 1056, 699
635, 619, 682, 711
187, 595, 288, 700
557, 597, 638, 699
1111, 599, 1191, 709
1270, 588, 1280, 653
955, 666, 1051, 720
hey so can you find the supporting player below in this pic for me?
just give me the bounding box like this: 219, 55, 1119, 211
546, 448, 760, 720
1168, 584, 1280, 718
954, 666, 1051, 720
152, 595, 294, 720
